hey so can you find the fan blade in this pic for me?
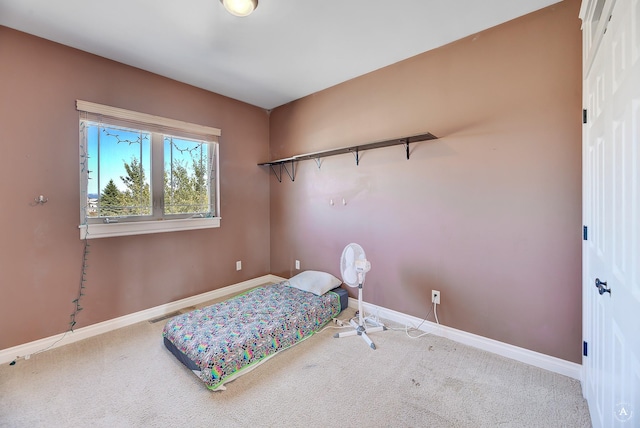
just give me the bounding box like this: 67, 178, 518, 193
343, 266, 358, 286
345, 246, 355, 265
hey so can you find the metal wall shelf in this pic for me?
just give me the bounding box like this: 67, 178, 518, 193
258, 132, 438, 182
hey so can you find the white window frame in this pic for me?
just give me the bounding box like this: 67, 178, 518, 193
77, 100, 221, 239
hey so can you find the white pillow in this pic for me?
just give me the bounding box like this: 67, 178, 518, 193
287, 270, 342, 296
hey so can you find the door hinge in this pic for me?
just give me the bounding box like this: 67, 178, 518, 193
583, 109, 587, 124
583, 225, 588, 240
583, 341, 588, 357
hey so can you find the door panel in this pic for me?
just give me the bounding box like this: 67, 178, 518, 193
585, 26, 611, 424
583, 0, 640, 426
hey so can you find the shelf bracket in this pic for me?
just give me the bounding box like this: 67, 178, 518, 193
269, 164, 283, 182
350, 147, 361, 166
268, 160, 296, 182
313, 158, 322, 169
283, 160, 296, 181
404, 139, 410, 160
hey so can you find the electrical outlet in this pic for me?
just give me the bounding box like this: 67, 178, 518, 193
236, 261, 242, 271
432, 290, 441, 305
295, 260, 300, 270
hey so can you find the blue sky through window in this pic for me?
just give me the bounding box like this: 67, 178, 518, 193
87, 124, 151, 197
86, 123, 208, 199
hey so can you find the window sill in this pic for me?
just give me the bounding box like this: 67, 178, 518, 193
79, 217, 221, 239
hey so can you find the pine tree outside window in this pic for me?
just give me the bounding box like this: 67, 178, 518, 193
77, 101, 221, 239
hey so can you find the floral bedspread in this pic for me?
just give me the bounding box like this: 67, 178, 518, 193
162, 282, 341, 390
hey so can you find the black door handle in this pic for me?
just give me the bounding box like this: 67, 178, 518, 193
595, 278, 611, 296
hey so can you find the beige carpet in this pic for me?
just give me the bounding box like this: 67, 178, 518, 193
0, 307, 591, 427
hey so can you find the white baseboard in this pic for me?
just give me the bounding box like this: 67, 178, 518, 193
0, 275, 282, 365
1, 276, 581, 382
348, 297, 582, 380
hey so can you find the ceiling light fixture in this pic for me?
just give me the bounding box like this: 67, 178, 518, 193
220, 0, 258, 17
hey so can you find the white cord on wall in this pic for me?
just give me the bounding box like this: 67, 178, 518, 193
433, 302, 439, 325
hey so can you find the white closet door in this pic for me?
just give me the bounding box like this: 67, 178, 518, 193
583, 0, 640, 426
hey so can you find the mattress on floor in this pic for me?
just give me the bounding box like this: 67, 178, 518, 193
163, 283, 347, 390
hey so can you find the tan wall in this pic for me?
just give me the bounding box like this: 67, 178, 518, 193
269, 0, 583, 362
0, 27, 271, 349
0, 0, 583, 364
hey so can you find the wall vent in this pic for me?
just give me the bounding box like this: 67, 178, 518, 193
148, 312, 181, 323
148, 306, 196, 323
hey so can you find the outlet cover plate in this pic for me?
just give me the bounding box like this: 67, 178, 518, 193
432, 290, 441, 304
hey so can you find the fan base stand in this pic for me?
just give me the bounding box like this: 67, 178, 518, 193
333, 285, 387, 349
333, 319, 386, 349
334, 272, 386, 349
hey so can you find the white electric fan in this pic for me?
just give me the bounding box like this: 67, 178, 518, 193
334, 243, 386, 349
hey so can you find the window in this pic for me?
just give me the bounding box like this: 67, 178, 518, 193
77, 100, 221, 239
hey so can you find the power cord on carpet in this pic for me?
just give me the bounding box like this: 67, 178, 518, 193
359, 303, 440, 339
321, 301, 440, 339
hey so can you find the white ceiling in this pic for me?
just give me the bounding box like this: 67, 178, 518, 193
0, 0, 561, 109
